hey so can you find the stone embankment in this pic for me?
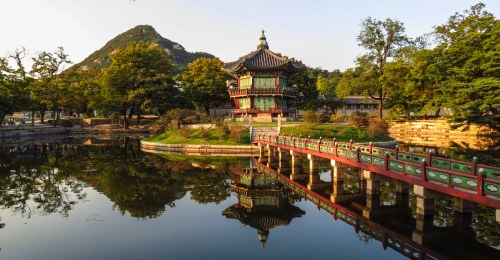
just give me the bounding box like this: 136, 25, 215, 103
141, 140, 259, 156
0, 125, 84, 145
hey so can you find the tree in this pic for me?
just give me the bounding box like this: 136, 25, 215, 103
175, 57, 230, 114
100, 41, 177, 128
432, 3, 499, 131
0, 49, 32, 126
342, 17, 409, 118
316, 69, 341, 95
30, 47, 71, 125
289, 66, 325, 110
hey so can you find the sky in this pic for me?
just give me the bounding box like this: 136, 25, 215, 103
1, 0, 499, 71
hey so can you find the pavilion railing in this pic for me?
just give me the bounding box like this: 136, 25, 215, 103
230, 108, 294, 114
229, 88, 296, 97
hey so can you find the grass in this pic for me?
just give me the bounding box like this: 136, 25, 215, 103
279, 123, 393, 143
144, 127, 251, 145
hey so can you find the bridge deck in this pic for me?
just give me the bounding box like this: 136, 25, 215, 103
253, 134, 500, 209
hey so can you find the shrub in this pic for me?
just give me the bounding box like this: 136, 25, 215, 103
367, 117, 389, 137
198, 128, 210, 140
303, 110, 320, 123
151, 109, 198, 132
229, 126, 245, 142
347, 114, 369, 128
318, 112, 330, 123
179, 127, 191, 138
331, 114, 347, 123
215, 124, 230, 140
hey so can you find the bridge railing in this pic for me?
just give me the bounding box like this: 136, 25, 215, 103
254, 134, 500, 202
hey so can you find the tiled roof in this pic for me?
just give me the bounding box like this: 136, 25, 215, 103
223, 48, 305, 74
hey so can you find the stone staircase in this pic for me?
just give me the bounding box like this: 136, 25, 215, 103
251, 127, 279, 141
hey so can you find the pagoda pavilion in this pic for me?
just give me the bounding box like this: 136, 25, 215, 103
222, 31, 305, 122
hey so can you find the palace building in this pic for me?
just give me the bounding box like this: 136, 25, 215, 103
222, 31, 305, 122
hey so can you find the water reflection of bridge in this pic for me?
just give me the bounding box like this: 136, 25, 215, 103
251, 135, 500, 259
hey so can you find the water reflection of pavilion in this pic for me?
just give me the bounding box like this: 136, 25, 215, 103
223, 162, 305, 249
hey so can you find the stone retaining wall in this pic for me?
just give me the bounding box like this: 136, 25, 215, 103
141, 140, 259, 156
0, 126, 74, 145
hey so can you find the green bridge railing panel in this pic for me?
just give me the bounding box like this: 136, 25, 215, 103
372, 157, 385, 167
484, 181, 500, 196
426, 169, 450, 184
450, 175, 477, 190
404, 164, 422, 176
477, 167, 500, 180
398, 152, 426, 163
360, 154, 372, 163
388, 160, 404, 171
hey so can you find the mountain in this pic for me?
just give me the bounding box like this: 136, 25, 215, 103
70, 25, 214, 74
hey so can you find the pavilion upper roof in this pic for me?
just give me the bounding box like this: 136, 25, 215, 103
222, 31, 305, 75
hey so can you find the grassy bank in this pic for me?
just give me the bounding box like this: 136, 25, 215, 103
279, 124, 393, 143
144, 128, 251, 145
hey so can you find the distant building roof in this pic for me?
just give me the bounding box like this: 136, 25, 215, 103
223, 30, 305, 74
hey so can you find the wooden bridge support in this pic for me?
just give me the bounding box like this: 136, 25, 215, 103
412, 185, 444, 245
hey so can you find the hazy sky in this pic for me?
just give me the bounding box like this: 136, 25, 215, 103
1, 0, 499, 71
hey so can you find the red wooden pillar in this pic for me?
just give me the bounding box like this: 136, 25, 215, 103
421, 159, 427, 181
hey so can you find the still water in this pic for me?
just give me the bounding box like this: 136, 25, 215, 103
0, 136, 498, 259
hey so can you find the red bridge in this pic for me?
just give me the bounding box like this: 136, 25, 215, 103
253, 134, 500, 209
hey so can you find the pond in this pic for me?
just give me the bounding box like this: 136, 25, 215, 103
0, 136, 498, 259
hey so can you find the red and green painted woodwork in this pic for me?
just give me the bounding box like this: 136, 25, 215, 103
229, 74, 296, 113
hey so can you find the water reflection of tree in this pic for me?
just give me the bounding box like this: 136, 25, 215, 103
65, 145, 186, 219
433, 198, 454, 228
445, 141, 499, 166
0, 148, 86, 218
379, 179, 396, 206
472, 205, 500, 247
0, 141, 247, 220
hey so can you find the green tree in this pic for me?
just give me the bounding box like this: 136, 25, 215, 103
340, 17, 409, 118
0, 49, 32, 126
316, 69, 341, 95
289, 66, 325, 110
29, 47, 71, 125
176, 57, 230, 114
60, 69, 100, 117
100, 41, 177, 128
433, 3, 499, 131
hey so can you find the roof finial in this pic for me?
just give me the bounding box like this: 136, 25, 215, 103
258, 29, 269, 49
